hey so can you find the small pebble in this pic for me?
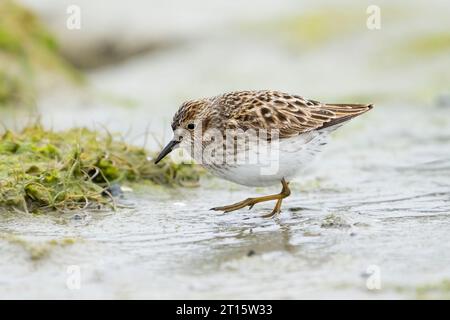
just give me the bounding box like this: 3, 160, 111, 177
103, 184, 123, 197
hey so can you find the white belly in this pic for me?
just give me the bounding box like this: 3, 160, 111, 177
201, 131, 329, 187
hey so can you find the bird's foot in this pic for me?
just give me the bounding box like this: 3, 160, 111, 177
211, 178, 290, 218
261, 198, 283, 218
210, 197, 260, 213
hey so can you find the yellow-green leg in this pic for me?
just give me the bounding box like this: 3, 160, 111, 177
211, 178, 291, 218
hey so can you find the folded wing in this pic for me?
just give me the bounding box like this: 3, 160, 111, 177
223, 91, 373, 139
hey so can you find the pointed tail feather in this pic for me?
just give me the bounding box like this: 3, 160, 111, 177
318, 103, 373, 130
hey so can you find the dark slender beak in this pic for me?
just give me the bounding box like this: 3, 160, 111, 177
154, 140, 179, 164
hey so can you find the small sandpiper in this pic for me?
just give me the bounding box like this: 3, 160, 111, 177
155, 90, 373, 218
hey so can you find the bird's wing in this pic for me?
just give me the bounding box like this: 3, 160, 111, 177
219, 91, 373, 139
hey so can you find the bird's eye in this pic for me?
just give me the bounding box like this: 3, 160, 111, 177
187, 123, 195, 130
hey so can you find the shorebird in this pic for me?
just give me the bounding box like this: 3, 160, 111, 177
155, 90, 373, 218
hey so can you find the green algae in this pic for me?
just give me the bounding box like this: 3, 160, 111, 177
369, 31, 450, 103
374, 31, 450, 67
250, 5, 413, 50
0, 0, 82, 108
415, 279, 450, 299
0, 70, 26, 105
0, 233, 77, 260
0, 125, 202, 214
245, 7, 366, 49
393, 279, 450, 299
278, 10, 363, 47
395, 32, 450, 59
321, 213, 351, 229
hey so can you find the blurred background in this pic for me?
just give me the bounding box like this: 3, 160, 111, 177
1, 0, 450, 299
2, 0, 449, 143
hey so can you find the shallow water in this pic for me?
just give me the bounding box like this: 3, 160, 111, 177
1, 103, 449, 299
1, 0, 450, 299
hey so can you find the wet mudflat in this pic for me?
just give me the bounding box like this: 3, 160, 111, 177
1, 0, 450, 299
1, 103, 449, 299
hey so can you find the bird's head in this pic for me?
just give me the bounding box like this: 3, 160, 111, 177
154, 99, 211, 164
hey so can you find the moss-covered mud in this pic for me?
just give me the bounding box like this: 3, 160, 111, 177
391, 279, 450, 300
0, 125, 201, 214
0, 233, 77, 260
0, 0, 82, 108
